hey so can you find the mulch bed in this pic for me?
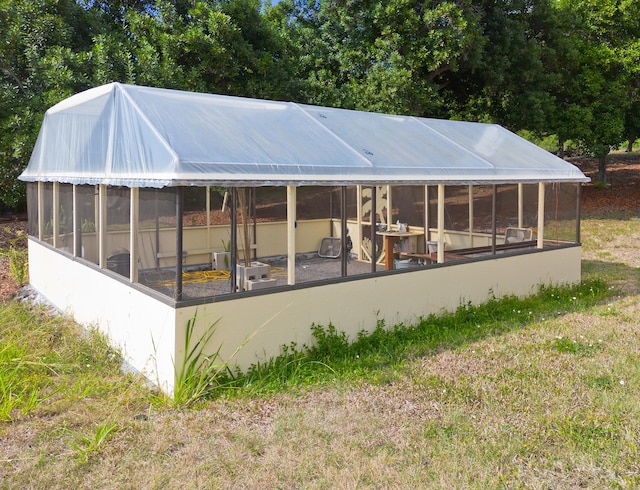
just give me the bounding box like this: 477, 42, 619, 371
574, 154, 640, 214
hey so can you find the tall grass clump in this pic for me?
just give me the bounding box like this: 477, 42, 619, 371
0, 301, 132, 421
171, 314, 235, 408
0, 338, 53, 421
0, 228, 28, 284
231, 279, 610, 395
70, 421, 121, 464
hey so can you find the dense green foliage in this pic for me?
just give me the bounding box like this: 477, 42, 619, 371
1, 0, 639, 206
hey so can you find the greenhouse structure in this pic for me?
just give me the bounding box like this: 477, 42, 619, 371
20, 83, 589, 394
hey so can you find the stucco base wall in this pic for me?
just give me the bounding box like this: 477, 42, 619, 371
27, 239, 580, 395
178, 246, 582, 372
28, 239, 177, 394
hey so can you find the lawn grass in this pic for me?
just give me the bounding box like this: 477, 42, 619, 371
2, 215, 640, 488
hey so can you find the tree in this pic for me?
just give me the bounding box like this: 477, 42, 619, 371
0, 0, 95, 207
624, 101, 640, 152
0, 0, 289, 207
547, 0, 639, 182
443, 0, 559, 129
268, 0, 484, 116
125, 0, 288, 98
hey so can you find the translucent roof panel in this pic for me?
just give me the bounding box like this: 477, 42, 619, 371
127, 86, 364, 170
423, 118, 581, 180
25, 88, 113, 183
300, 105, 492, 169
20, 82, 589, 187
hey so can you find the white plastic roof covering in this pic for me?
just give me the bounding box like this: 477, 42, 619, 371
20, 82, 589, 187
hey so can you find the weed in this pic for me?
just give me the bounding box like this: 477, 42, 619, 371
172, 314, 234, 407
0, 337, 53, 421
583, 374, 615, 390
170, 305, 294, 404
593, 180, 608, 189
555, 413, 620, 451
549, 336, 599, 356
71, 421, 120, 464
308, 323, 349, 359
0, 301, 131, 422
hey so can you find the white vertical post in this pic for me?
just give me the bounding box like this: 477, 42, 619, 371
424, 185, 429, 250
437, 184, 445, 263
537, 183, 545, 249
94, 186, 100, 254
387, 185, 393, 225
72, 185, 78, 256
356, 185, 363, 260
99, 184, 107, 268
468, 185, 474, 245
52, 182, 59, 248
37, 182, 44, 241
518, 183, 524, 228
287, 186, 296, 285
205, 186, 211, 251
130, 188, 139, 282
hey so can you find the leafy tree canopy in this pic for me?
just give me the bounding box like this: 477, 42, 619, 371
2, 0, 640, 205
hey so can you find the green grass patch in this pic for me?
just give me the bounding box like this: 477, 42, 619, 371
0, 227, 28, 284
211, 279, 610, 398
549, 336, 600, 356
0, 301, 140, 422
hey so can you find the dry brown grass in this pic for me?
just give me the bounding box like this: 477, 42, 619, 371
2, 215, 640, 489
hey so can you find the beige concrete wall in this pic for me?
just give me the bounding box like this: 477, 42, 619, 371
442, 230, 493, 249
28, 238, 581, 395
178, 246, 582, 373
255, 220, 333, 257
106, 229, 130, 256
28, 239, 177, 394
142, 219, 335, 268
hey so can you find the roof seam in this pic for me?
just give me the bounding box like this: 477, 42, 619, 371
118, 84, 180, 170
411, 117, 496, 169
291, 103, 374, 167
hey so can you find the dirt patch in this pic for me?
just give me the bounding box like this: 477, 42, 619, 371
572, 153, 640, 214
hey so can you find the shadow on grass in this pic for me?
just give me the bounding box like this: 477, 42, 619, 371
216, 279, 613, 397
582, 259, 640, 295
582, 210, 640, 221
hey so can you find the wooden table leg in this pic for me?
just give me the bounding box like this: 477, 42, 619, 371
384, 235, 395, 270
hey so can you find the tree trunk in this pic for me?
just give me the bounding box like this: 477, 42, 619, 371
627, 137, 637, 153
597, 155, 607, 184
558, 136, 565, 158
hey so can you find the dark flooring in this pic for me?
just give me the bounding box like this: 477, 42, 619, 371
140, 254, 384, 300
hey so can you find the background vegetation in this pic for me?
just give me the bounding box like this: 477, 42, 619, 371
1, 0, 640, 208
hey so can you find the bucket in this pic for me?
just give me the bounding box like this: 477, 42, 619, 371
107, 252, 130, 278
427, 241, 438, 254
394, 259, 414, 270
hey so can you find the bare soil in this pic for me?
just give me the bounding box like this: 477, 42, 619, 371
1, 154, 639, 302
575, 153, 640, 214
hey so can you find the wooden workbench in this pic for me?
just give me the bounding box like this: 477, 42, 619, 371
376, 230, 424, 270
